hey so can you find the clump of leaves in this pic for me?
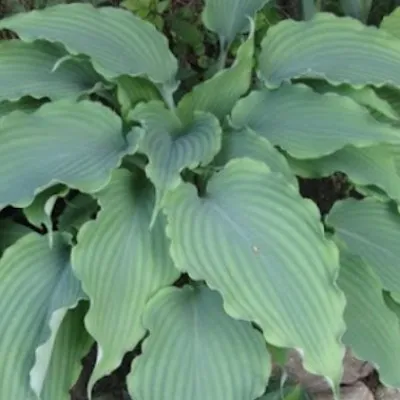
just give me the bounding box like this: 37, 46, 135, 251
2, 1, 400, 400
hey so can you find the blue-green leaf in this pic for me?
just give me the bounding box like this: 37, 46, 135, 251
129, 285, 270, 400
338, 250, 400, 387
202, 0, 269, 45
215, 128, 298, 188
0, 4, 178, 89
231, 84, 400, 158
72, 169, 179, 392
165, 158, 346, 392
130, 101, 222, 223
0, 233, 85, 399
327, 198, 400, 292
258, 13, 400, 88
0, 99, 140, 210
0, 40, 102, 102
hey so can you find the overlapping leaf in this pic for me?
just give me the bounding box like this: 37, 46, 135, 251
116, 76, 161, 117
202, 0, 269, 45
129, 285, 270, 400
39, 302, 92, 400
214, 128, 298, 188
24, 184, 69, 245
338, 251, 400, 387
0, 232, 85, 399
130, 101, 222, 222
0, 40, 102, 102
230, 84, 400, 158
72, 169, 180, 390
258, 13, 400, 88
327, 198, 400, 292
58, 193, 98, 234
381, 7, 400, 39
165, 158, 346, 390
310, 82, 399, 121
0, 4, 178, 88
178, 23, 254, 121
287, 145, 400, 201
0, 99, 140, 210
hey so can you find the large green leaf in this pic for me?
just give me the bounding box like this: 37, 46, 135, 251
0, 232, 85, 399
129, 285, 270, 400
202, 0, 269, 45
215, 128, 298, 188
130, 101, 222, 223
338, 251, 400, 387
327, 198, 400, 292
0, 99, 140, 210
0, 40, 102, 102
288, 145, 400, 202
71, 169, 180, 391
0, 4, 178, 89
258, 13, 400, 88
39, 302, 93, 400
165, 158, 346, 391
230, 84, 400, 158
381, 7, 400, 39
177, 23, 254, 122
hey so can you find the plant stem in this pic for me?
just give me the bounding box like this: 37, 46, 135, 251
216, 37, 228, 71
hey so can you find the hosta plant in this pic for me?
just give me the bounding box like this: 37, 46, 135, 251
2, 1, 400, 399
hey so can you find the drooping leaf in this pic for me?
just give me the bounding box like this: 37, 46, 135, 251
258, 13, 400, 88
0, 4, 178, 89
40, 301, 93, 400
338, 250, 400, 387
327, 198, 400, 292
287, 145, 400, 202
202, 0, 269, 46
0, 99, 140, 210
0, 40, 102, 102
24, 184, 69, 245
129, 285, 270, 400
230, 84, 400, 158
71, 169, 180, 391
0, 232, 85, 399
214, 128, 298, 188
165, 158, 346, 391
130, 101, 222, 223
178, 22, 254, 121
381, 7, 400, 39
0, 218, 32, 254
58, 193, 99, 234
116, 75, 162, 118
